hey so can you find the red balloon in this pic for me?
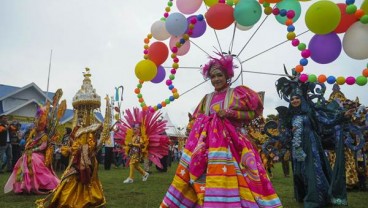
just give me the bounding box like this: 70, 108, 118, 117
148, 41, 169, 66
205, 3, 234, 30
334, 3, 358, 34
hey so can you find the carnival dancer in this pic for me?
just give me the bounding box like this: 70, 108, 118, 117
161, 53, 282, 207
36, 68, 110, 207
4, 89, 66, 194
275, 70, 355, 207
119, 108, 169, 184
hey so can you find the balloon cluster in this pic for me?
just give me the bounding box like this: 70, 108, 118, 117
134, 0, 208, 112
134, 0, 368, 112
262, 0, 368, 86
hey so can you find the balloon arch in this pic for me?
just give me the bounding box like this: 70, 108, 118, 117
133, 0, 368, 112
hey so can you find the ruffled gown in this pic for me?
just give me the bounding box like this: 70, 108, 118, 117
161, 86, 282, 208
4, 132, 59, 194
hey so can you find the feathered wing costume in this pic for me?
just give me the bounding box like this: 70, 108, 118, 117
119, 107, 169, 169
275, 68, 349, 207
4, 89, 66, 194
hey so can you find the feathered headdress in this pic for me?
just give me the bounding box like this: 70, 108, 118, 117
275, 65, 326, 104
201, 52, 236, 80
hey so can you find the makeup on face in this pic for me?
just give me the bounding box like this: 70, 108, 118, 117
290, 95, 301, 107
210, 68, 227, 91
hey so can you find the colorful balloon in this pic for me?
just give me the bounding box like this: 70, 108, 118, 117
361, 0, 368, 14
356, 76, 367, 86
151, 20, 170, 41
336, 76, 345, 85
204, 0, 218, 7
275, 0, 301, 25
151, 65, 166, 83
305, 1, 341, 34
165, 12, 188, 36
308, 32, 342, 64
205, 3, 235, 30
318, 74, 327, 83
236, 23, 253, 31
176, 0, 202, 15
234, 0, 262, 26
148, 41, 169, 66
308, 74, 317, 82
135, 60, 157, 81
169, 36, 190, 56
187, 15, 207, 38
345, 76, 356, 85
327, 76, 336, 84
334, 3, 358, 33
343, 22, 368, 60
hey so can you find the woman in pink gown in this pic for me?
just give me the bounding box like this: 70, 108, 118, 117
4, 103, 61, 194
161, 54, 282, 207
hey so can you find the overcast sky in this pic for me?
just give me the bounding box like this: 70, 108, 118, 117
1, 0, 367, 128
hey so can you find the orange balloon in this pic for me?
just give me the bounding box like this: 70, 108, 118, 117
148, 41, 169, 66
335, 3, 358, 34
205, 4, 234, 30
318, 74, 327, 83
295, 65, 304, 73
363, 68, 368, 77
355, 9, 365, 19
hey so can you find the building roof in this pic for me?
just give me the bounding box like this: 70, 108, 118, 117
0, 83, 103, 123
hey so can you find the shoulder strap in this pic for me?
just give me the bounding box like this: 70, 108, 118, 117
204, 93, 214, 116
224, 88, 234, 110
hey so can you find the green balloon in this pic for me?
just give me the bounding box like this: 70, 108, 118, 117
305, 1, 341, 35
308, 74, 317, 83
234, 0, 262, 27
275, 0, 301, 25
356, 76, 367, 86
298, 43, 306, 51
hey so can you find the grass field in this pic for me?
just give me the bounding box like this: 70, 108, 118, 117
0, 162, 366, 208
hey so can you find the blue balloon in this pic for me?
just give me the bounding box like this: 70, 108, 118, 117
327, 76, 336, 84
165, 12, 188, 36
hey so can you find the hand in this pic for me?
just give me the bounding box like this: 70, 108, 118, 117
217, 109, 227, 118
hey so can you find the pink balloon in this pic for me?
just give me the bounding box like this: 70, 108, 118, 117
177, 0, 202, 15
299, 74, 308, 82
169, 36, 190, 56
345, 76, 355, 85
151, 65, 166, 83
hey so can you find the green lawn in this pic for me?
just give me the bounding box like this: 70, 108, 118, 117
0, 162, 366, 207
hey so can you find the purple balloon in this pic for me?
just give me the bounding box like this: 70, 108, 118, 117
186, 15, 206, 38
151, 65, 166, 83
308, 32, 342, 64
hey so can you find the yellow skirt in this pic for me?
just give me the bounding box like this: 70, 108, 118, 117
36, 166, 106, 208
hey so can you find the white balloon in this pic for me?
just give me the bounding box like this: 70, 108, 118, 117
343, 22, 368, 60
151, 20, 170, 41
236, 23, 253, 31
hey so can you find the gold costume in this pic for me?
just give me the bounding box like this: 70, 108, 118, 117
36, 68, 109, 208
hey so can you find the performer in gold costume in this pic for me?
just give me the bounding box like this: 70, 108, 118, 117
36, 68, 111, 207
123, 123, 149, 183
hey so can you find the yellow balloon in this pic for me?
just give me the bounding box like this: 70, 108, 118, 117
362, 0, 368, 14
204, 0, 218, 7
336, 76, 346, 85
305, 1, 341, 34
234, 0, 239, 4
135, 60, 157, 81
